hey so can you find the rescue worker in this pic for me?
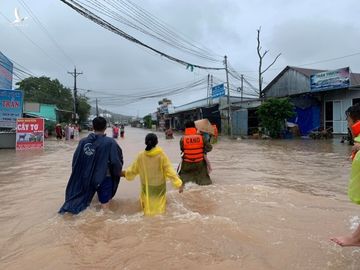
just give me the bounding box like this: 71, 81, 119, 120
179, 121, 213, 186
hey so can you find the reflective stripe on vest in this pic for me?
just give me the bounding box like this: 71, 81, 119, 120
183, 131, 204, 163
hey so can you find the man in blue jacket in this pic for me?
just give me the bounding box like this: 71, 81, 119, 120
59, 117, 123, 214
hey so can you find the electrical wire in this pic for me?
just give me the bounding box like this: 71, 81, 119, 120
0, 10, 68, 72
18, 0, 75, 66
59, 0, 224, 71
77, 0, 221, 62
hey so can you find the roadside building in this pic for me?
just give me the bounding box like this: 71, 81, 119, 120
263, 66, 360, 135
23, 102, 59, 135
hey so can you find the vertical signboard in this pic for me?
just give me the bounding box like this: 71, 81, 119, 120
0, 52, 13, 89
16, 118, 45, 150
0, 89, 23, 128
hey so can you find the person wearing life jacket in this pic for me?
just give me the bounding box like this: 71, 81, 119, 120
179, 120, 213, 186
332, 104, 360, 247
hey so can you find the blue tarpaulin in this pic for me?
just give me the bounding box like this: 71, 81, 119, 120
290, 106, 320, 136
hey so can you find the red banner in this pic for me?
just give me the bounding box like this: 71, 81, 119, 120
16, 118, 45, 150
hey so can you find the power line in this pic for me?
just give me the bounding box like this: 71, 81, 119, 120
78, 0, 221, 62
122, 0, 221, 58
235, 51, 360, 74
18, 0, 75, 66
107, 0, 221, 61
87, 77, 208, 106
0, 10, 68, 71
60, 0, 224, 71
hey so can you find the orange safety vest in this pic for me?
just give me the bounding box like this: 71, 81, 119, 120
183, 127, 204, 163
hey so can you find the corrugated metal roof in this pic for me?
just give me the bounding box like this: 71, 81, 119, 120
351, 73, 360, 86
289, 66, 324, 77
264, 66, 360, 94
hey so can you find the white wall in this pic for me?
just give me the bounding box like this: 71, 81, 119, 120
323, 89, 360, 134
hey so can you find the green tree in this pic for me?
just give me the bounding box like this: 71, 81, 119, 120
143, 114, 152, 129
16, 76, 90, 123
77, 95, 91, 124
256, 98, 295, 138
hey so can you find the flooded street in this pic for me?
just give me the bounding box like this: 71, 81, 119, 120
1, 127, 360, 269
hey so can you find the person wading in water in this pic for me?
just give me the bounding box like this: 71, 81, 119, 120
178, 121, 213, 186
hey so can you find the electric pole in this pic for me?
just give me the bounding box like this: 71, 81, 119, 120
210, 75, 213, 106
224, 55, 232, 137
95, 98, 99, 117
68, 66, 83, 123
241, 74, 244, 103
207, 74, 210, 106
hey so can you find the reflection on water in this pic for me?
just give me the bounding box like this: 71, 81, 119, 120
1, 128, 360, 269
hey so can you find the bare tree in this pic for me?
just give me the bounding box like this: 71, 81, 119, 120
257, 27, 281, 98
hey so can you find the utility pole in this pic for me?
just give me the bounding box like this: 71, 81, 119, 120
207, 74, 210, 106
95, 98, 99, 117
210, 75, 213, 105
241, 74, 244, 103
224, 55, 232, 137
68, 66, 83, 123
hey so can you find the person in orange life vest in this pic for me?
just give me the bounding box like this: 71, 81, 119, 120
179, 121, 213, 186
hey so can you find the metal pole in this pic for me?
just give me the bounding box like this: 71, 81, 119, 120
210, 75, 213, 105
96, 98, 99, 117
224, 56, 232, 137
68, 66, 83, 123
207, 74, 210, 106
241, 74, 244, 103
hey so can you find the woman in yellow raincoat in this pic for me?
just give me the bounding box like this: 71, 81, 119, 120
122, 133, 183, 216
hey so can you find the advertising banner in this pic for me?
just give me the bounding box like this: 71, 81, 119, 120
16, 118, 45, 150
310, 67, 350, 92
0, 52, 13, 89
0, 89, 23, 128
212, 83, 225, 98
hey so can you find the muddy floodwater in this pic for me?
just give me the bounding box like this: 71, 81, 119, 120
1, 127, 360, 269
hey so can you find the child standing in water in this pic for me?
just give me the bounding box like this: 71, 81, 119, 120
332, 104, 360, 246
121, 133, 183, 216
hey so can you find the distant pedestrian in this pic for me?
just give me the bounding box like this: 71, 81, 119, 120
165, 127, 174, 139
112, 125, 119, 139
64, 124, 70, 140
59, 116, 123, 214
120, 124, 125, 138
74, 124, 80, 139
55, 123, 62, 140
121, 133, 183, 216
70, 124, 75, 140
211, 124, 219, 144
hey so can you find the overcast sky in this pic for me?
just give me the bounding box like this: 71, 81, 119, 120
1, 0, 360, 116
